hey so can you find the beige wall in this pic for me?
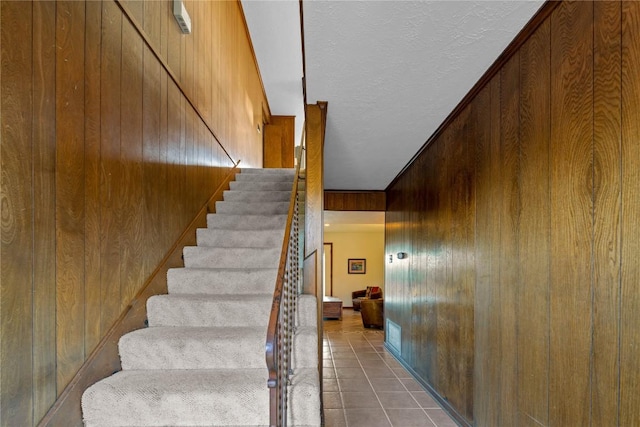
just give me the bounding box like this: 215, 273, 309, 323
324, 229, 385, 307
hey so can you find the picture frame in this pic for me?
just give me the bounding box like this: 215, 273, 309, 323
348, 258, 366, 274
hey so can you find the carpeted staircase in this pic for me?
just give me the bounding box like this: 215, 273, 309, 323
82, 168, 320, 427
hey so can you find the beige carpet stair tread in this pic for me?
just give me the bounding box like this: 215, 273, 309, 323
119, 326, 267, 370
146, 294, 272, 327
82, 369, 269, 427
222, 190, 291, 202
229, 181, 292, 191
195, 228, 283, 248
206, 214, 287, 230
215, 201, 290, 215
167, 268, 277, 295
182, 247, 281, 269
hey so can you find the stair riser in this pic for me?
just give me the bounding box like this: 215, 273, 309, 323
223, 190, 291, 202
215, 201, 289, 215
206, 214, 287, 230
182, 247, 280, 269
167, 268, 277, 295
147, 296, 272, 327
241, 167, 294, 175
119, 329, 266, 370
229, 181, 292, 191
196, 228, 283, 248
235, 173, 294, 182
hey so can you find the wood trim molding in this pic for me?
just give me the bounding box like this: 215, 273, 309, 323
37, 165, 240, 427
237, 0, 272, 119
387, 0, 561, 191
324, 190, 386, 211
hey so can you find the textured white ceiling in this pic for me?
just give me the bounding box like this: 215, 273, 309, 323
242, 0, 544, 191
241, 0, 305, 145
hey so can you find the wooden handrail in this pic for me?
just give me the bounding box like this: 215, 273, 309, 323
265, 143, 305, 426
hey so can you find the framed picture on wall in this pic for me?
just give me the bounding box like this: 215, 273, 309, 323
348, 258, 366, 274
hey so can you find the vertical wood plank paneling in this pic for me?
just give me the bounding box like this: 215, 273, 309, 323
434, 131, 449, 397
384, 2, 640, 426
549, 2, 593, 426
100, 0, 122, 334
2, 0, 269, 424
1, 1, 34, 424
459, 107, 475, 422
423, 146, 438, 387
517, 18, 551, 427
472, 86, 491, 427
84, 0, 102, 359
621, 2, 640, 425
498, 53, 520, 427
142, 0, 162, 274
55, 0, 86, 392
120, 18, 145, 307
158, 0, 169, 251
486, 75, 502, 427
592, 1, 621, 424
447, 106, 474, 421
32, 0, 57, 419
411, 156, 427, 380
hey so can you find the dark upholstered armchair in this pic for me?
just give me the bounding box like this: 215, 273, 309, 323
351, 286, 382, 311
361, 298, 384, 329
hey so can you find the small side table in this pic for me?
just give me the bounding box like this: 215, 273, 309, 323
323, 296, 343, 320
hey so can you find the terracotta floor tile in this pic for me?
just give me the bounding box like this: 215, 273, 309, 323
323, 310, 456, 427
364, 366, 397, 378
341, 391, 381, 409
386, 409, 436, 427
337, 378, 373, 392
360, 358, 386, 367
357, 352, 384, 360
425, 409, 458, 427
392, 367, 413, 378
376, 391, 421, 409
323, 409, 347, 427
333, 358, 362, 368
400, 377, 424, 391
323, 378, 339, 392
335, 367, 366, 379
323, 392, 343, 409
344, 408, 391, 427
411, 391, 440, 409
370, 378, 406, 392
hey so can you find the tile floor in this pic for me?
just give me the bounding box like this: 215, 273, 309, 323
322, 309, 458, 427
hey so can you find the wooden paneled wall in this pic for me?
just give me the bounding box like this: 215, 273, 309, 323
324, 190, 386, 211
0, 1, 268, 425
385, 1, 640, 425
264, 115, 295, 168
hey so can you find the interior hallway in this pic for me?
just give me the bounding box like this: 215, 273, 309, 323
322, 310, 458, 427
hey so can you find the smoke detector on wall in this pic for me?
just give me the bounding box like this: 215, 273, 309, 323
173, 0, 192, 34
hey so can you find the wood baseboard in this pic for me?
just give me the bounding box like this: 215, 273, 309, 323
37, 165, 239, 427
